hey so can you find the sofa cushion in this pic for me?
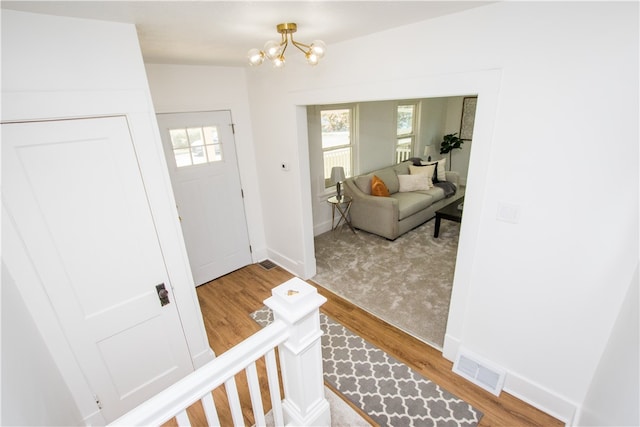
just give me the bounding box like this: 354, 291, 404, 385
371, 175, 390, 197
393, 161, 411, 176
354, 174, 373, 195
398, 174, 431, 192
416, 186, 446, 204
391, 192, 433, 220
375, 168, 399, 194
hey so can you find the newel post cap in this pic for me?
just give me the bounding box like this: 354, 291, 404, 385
264, 277, 327, 324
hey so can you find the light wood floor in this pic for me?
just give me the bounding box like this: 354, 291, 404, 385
184, 263, 562, 427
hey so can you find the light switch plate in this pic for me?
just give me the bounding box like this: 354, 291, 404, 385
496, 201, 521, 224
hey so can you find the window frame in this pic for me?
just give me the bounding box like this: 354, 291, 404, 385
395, 101, 419, 164
320, 105, 357, 190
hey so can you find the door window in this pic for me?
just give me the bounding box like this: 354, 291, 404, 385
169, 126, 222, 167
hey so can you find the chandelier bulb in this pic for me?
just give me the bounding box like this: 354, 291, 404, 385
263, 40, 283, 61
273, 55, 286, 68
247, 48, 265, 66
310, 40, 327, 59
306, 51, 320, 66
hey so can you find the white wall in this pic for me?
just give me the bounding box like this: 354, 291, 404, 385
144, 63, 267, 261
246, 71, 317, 277
1, 263, 82, 426
420, 96, 449, 158
245, 2, 638, 423
1, 10, 213, 423
577, 264, 639, 426
420, 96, 473, 185
358, 101, 397, 172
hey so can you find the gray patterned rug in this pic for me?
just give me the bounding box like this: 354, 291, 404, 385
313, 199, 463, 349
251, 307, 482, 427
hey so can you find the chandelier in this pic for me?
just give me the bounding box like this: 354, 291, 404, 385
248, 23, 327, 68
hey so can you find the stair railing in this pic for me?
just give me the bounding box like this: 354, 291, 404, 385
109, 277, 330, 427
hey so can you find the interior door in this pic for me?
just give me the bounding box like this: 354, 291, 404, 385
156, 111, 252, 286
2, 116, 194, 422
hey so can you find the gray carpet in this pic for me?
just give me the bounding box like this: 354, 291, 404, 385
313, 208, 461, 349
251, 307, 483, 427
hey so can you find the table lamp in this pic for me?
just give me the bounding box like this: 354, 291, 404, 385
423, 145, 434, 162
330, 166, 346, 198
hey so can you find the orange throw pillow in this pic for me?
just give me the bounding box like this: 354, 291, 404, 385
371, 175, 390, 197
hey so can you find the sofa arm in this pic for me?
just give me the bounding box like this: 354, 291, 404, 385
344, 179, 400, 239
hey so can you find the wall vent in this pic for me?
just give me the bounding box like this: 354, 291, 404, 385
259, 259, 277, 270
453, 348, 506, 396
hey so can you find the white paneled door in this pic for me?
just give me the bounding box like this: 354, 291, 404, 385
156, 111, 252, 286
2, 116, 194, 422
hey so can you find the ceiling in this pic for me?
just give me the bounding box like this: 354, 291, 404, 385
2, 1, 492, 66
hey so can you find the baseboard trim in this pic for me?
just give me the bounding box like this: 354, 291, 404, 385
442, 333, 460, 362
443, 334, 577, 426
503, 372, 577, 426
266, 249, 315, 279
314, 220, 333, 236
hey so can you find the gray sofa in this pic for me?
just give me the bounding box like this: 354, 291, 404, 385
343, 160, 459, 240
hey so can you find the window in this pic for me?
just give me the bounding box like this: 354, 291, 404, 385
396, 103, 417, 163
321, 107, 353, 188
169, 126, 222, 167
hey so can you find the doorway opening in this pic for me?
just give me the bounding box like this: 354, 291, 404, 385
306, 96, 476, 349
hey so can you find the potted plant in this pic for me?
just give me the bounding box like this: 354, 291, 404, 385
439, 133, 464, 170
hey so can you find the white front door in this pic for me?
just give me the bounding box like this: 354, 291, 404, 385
2, 116, 194, 422
156, 111, 252, 286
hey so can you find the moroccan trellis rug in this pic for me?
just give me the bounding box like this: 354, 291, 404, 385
251, 307, 483, 427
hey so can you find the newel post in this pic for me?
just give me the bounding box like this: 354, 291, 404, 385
265, 277, 331, 427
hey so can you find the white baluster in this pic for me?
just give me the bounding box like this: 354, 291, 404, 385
225, 377, 244, 426
265, 349, 284, 426
264, 277, 331, 427
174, 410, 191, 427
246, 361, 266, 426
200, 393, 220, 426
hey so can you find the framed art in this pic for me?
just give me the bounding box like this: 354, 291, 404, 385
460, 96, 477, 140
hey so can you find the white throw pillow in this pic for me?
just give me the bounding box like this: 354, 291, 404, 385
409, 163, 436, 179
421, 158, 447, 182
398, 173, 431, 192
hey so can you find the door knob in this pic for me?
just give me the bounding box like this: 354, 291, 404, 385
156, 283, 170, 306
